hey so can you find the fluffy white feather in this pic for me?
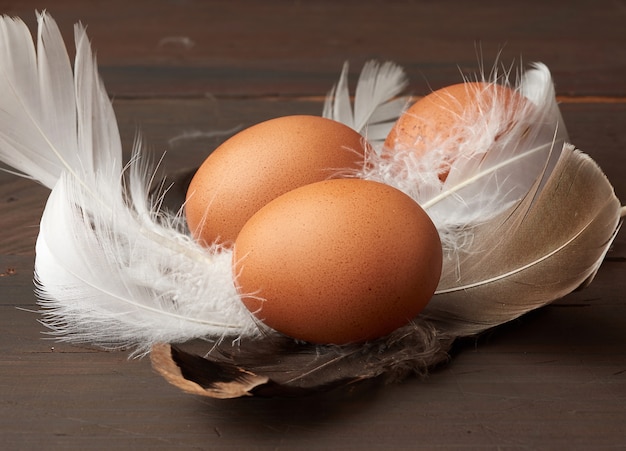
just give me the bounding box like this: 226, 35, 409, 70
0, 12, 259, 355
35, 170, 258, 354
359, 63, 569, 254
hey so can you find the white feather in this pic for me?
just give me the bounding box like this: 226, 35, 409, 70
0, 14, 72, 187
0, 12, 259, 355
359, 63, 569, 254
323, 60, 408, 148
35, 170, 258, 355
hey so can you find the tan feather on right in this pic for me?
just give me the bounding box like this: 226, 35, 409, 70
425, 144, 622, 336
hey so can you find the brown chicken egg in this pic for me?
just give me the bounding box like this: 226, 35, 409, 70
232, 178, 443, 345
185, 115, 368, 246
384, 82, 527, 180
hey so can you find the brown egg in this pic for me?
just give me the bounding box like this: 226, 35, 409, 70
232, 178, 442, 344
185, 115, 368, 246
384, 82, 527, 180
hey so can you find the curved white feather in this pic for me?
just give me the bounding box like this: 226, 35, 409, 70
0, 14, 69, 187
0, 13, 260, 354
35, 171, 258, 355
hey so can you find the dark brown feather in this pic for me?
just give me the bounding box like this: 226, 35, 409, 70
151, 318, 452, 398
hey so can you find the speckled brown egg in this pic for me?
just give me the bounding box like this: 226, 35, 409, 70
185, 115, 368, 246
232, 178, 443, 345
384, 82, 527, 180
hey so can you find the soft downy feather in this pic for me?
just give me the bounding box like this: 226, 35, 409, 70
0, 12, 260, 355
363, 63, 569, 253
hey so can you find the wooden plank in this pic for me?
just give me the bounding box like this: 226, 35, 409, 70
1, 254, 624, 449
0, 179, 47, 256
1, 2, 625, 448
1, 100, 625, 449
1, 1, 625, 97
3, 99, 624, 256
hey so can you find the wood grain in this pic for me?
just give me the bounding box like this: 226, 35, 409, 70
1, 0, 625, 97
1, 1, 625, 449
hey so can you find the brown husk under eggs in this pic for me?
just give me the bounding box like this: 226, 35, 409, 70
151, 317, 453, 398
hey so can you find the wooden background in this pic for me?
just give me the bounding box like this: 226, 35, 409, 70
1, 1, 625, 449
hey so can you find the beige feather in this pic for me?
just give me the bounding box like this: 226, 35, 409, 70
426, 144, 622, 336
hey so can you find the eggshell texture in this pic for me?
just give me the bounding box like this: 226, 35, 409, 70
185, 115, 368, 246
233, 178, 443, 344
384, 82, 526, 180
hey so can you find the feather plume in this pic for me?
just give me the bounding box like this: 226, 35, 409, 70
0, 14, 79, 187
0, 12, 259, 355
322, 60, 408, 149
361, 63, 569, 253
426, 144, 621, 336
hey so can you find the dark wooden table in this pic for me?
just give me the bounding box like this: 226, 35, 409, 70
1, 1, 625, 449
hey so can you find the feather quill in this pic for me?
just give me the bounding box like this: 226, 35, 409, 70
0, 12, 259, 355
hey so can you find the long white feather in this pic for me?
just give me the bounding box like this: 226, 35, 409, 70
0, 12, 259, 355
0, 14, 74, 187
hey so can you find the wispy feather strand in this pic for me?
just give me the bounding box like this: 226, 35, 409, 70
323, 60, 409, 150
